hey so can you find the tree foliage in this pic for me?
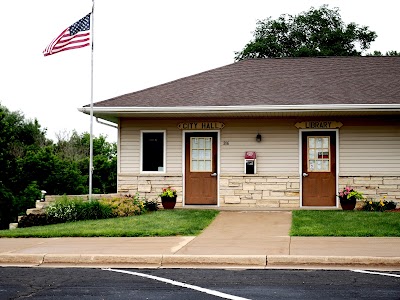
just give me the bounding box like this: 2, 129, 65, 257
366, 50, 400, 56
0, 103, 117, 229
235, 5, 377, 60
0, 105, 48, 228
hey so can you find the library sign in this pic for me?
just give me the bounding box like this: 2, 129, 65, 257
177, 122, 225, 130
295, 121, 343, 129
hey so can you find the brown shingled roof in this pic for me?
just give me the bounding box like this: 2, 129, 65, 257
92, 56, 400, 108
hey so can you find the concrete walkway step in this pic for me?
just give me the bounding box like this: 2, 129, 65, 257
176, 211, 292, 255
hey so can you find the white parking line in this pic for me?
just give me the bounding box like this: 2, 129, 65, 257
103, 268, 251, 300
351, 270, 400, 278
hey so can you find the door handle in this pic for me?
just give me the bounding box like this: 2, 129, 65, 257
302, 173, 309, 177
211, 173, 217, 177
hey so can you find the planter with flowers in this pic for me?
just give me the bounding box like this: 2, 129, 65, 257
159, 186, 177, 209
338, 186, 364, 210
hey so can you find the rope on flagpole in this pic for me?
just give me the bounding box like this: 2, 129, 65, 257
89, 0, 95, 201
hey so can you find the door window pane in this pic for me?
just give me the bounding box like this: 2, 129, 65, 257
205, 138, 211, 149
199, 150, 204, 159
307, 136, 330, 172
205, 150, 211, 159
323, 138, 329, 148
198, 161, 205, 170
316, 138, 322, 148
309, 149, 315, 159
309, 160, 315, 171
199, 138, 204, 148
142, 132, 164, 172
190, 137, 212, 172
309, 138, 315, 148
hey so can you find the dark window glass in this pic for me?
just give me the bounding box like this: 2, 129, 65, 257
142, 132, 164, 171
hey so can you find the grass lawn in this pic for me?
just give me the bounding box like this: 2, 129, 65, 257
0, 209, 219, 238
291, 210, 400, 237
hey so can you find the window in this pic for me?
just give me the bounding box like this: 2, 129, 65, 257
307, 136, 330, 172
190, 137, 212, 172
141, 131, 165, 172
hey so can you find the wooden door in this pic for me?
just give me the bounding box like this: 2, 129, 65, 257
185, 132, 218, 205
302, 131, 336, 206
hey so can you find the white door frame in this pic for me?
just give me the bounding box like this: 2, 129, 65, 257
299, 129, 340, 208
181, 130, 220, 207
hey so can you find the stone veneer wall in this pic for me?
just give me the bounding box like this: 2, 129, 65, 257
117, 175, 399, 208
339, 176, 400, 206
220, 175, 300, 208
118, 175, 183, 206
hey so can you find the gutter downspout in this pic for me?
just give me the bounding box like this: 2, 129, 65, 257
96, 117, 118, 128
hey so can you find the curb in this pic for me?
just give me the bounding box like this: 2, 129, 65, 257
1, 254, 400, 269
0, 254, 44, 265
162, 255, 266, 268
267, 255, 400, 268
44, 254, 163, 267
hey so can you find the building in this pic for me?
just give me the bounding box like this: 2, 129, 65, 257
79, 56, 400, 209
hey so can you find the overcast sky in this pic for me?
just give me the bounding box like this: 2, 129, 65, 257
1, 0, 399, 143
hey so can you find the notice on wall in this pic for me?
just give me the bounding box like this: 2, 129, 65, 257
177, 122, 225, 130
295, 121, 343, 129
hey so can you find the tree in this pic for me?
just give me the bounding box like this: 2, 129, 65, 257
54, 130, 88, 161
0, 103, 118, 229
55, 131, 117, 194
77, 133, 117, 194
0, 104, 49, 228
235, 5, 377, 60
21, 146, 86, 195
386, 50, 400, 56
366, 50, 400, 56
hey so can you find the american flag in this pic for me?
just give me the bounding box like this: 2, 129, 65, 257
43, 13, 91, 56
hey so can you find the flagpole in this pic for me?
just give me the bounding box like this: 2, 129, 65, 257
89, 0, 95, 201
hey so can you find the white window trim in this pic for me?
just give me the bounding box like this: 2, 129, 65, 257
140, 130, 167, 174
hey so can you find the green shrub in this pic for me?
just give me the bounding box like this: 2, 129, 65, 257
361, 196, 397, 212
100, 194, 147, 217
12, 181, 42, 216
144, 199, 159, 211
77, 200, 114, 220
46, 196, 114, 222
46, 197, 80, 222
18, 213, 61, 228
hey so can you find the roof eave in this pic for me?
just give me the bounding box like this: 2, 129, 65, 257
79, 104, 400, 115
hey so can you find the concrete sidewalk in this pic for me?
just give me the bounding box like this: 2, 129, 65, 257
1, 211, 400, 269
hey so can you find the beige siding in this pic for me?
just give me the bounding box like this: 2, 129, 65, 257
119, 117, 400, 179
119, 123, 140, 173
119, 118, 300, 176
119, 119, 183, 174
220, 119, 299, 174
339, 120, 400, 175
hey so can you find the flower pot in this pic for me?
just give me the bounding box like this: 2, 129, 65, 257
161, 196, 176, 209
339, 196, 357, 210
